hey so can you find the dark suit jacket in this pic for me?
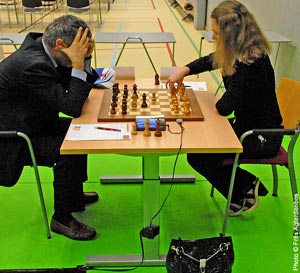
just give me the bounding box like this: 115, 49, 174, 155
0, 32, 98, 186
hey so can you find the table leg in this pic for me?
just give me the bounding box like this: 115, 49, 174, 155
273, 43, 281, 70
141, 43, 158, 75
142, 153, 165, 262
114, 37, 158, 76
199, 36, 204, 58
86, 154, 166, 267
172, 43, 175, 66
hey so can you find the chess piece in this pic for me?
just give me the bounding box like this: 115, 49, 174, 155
112, 89, 118, 102
184, 92, 190, 103
155, 73, 160, 85
121, 101, 127, 114
110, 104, 116, 114
183, 101, 191, 114
179, 85, 186, 101
123, 84, 128, 98
143, 119, 151, 137
132, 89, 138, 99
141, 93, 147, 108
131, 122, 138, 135
131, 95, 138, 108
111, 94, 118, 107
171, 95, 178, 110
151, 92, 156, 102
170, 85, 176, 97
171, 94, 177, 104
154, 119, 162, 137
113, 82, 120, 93
123, 87, 128, 98
173, 101, 180, 114
132, 84, 138, 99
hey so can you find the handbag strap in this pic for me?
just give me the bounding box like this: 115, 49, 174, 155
171, 242, 231, 273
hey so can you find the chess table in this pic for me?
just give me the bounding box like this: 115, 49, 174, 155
0, 33, 26, 50
97, 84, 204, 122
93, 32, 176, 73
60, 79, 242, 268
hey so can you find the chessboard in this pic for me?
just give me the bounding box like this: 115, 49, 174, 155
97, 83, 204, 122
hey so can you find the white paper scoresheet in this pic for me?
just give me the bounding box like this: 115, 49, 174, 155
183, 81, 207, 91
65, 123, 131, 141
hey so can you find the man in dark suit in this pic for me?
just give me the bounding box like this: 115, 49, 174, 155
0, 15, 100, 240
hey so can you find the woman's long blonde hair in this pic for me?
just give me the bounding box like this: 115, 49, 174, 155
211, 0, 271, 75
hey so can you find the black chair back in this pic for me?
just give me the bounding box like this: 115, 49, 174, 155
67, 0, 89, 8
22, 0, 42, 8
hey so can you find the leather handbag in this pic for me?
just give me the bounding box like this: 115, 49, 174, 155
166, 236, 234, 273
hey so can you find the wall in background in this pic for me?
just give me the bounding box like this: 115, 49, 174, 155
205, 0, 300, 83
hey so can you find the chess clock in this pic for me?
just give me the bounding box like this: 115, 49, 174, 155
136, 115, 166, 131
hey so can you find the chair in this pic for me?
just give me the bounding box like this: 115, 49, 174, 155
219, 77, 300, 235
0, 131, 51, 239
0, 0, 19, 27
67, 0, 101, 26
22, 0, 44, 28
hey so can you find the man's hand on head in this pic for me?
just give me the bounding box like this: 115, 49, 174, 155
86, 37, 95, 58
60, 27, 91, 70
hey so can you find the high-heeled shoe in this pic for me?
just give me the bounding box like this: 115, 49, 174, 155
243, 178, 260, 213
229, 199, 245, 217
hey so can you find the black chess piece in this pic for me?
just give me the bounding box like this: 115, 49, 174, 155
121, 102, 127, 114
154, 119, 162, 137
141, 93, 147, 108
113, 82, 120, 93
110, 104, 116, 114
155, 74, 160, 85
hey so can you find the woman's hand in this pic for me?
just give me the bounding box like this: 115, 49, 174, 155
165, 66, 190, 93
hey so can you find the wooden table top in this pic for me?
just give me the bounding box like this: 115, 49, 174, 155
60, 79, 242, 155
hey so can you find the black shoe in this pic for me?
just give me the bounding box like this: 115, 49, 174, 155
243, 178, 260, 213
72, 192, 99, 213
229, 198, 245, 217
50, 217, 96, 240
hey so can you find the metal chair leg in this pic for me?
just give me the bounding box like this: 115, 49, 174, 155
18, 132, 51, 239
271, 165, 279, 196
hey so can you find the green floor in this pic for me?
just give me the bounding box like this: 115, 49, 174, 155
0, 142, 298, 272
0, 0, 299, 271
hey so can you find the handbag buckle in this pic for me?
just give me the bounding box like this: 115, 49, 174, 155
199, 259, 206, 273
171, 245, 184, 256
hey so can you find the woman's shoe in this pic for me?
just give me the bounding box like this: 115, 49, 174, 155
243, 178, 260, 213
229, 199, 245, 217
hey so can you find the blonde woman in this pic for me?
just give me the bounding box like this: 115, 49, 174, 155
167, 0, 283, 216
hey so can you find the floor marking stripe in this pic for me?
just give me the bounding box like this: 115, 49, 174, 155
162, 0, 222, 87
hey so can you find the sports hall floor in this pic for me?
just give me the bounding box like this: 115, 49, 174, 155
0, 0, 298, 272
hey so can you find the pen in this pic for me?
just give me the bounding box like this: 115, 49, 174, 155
95, 126, 121, 132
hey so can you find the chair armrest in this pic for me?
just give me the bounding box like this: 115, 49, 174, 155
239, 128, 300, 144
0, 131, 18, 137
251, 128, 296, 136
